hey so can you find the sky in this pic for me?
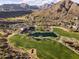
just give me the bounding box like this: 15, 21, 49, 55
0, 0, 79, 6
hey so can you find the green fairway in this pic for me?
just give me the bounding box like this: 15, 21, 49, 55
53, 28, 79, 40
0, 32, 3, 37
9, 34, 79, 59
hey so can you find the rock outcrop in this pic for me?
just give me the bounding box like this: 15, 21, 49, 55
26, 0, 79, 31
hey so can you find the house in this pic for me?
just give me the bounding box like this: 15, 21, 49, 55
20, 26, 36, 34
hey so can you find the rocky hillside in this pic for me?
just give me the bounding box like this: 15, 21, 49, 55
0, 31, 30, 59
0, 37, 29, 59
29, 0, 79, 19
26, 0, 79, 31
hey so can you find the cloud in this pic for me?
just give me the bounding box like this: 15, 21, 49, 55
72, 0, 79, 3
1, 0, 79, 6
21, 0, 27, 3
20, 0, 60, 5
0, 0, 61, 5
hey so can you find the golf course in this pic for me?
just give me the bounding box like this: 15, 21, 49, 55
9, 28, 79, 59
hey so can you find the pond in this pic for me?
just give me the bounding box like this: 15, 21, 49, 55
29, 31, 58, 37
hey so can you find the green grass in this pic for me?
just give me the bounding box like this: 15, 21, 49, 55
4, 18, 16, 20
0, 32, 3, 37
9, 34, 79, 59
53, 28, 79, 40
0, 18, 16, 21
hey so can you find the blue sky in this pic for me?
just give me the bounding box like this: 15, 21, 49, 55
0, 0, 79, 6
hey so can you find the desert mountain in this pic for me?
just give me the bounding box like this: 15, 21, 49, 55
0, 3, 39, 18
39, 2, 53, 9
25, 0, 79, 31
29, 0, 79, 20
0, 3, 39, 12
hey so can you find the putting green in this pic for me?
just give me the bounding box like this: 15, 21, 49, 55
53, 28, 79, 40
